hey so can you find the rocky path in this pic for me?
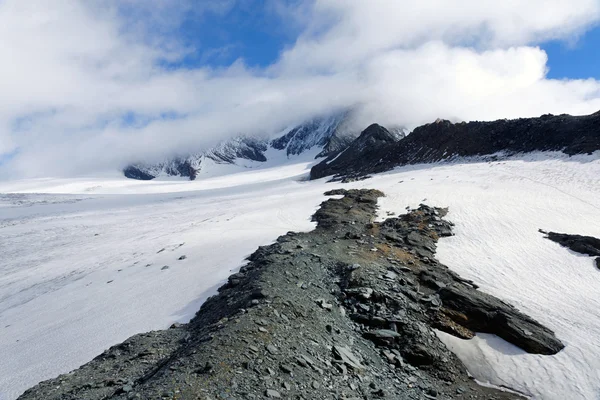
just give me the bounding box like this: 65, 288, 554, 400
19, 189, 564, 400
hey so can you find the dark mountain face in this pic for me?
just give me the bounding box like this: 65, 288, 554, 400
311, 111, 600, 180
311, 124, 404, 180
123, 137, 269, 181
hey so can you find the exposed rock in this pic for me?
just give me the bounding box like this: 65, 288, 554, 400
332, 345, 365, 371
542, 230, 600, 271
542, 230, 600, 257
438, 284, 564, 354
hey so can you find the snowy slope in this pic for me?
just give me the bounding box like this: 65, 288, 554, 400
1, 152, 599, 399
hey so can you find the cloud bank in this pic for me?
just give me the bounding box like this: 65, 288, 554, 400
1, 0, 600, 177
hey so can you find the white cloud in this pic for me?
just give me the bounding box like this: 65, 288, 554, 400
0, 0, 600, 177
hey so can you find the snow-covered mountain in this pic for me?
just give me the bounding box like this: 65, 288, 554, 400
124, 110, 381, 180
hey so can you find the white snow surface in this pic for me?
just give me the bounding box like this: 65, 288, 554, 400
1, 152, 599, 399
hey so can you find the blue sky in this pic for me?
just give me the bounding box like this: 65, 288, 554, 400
543, 27, 600, 80
155, 1, 300, 69
161, 3, 600, 79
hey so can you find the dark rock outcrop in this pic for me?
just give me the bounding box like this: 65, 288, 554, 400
541, 230, 600, 270
311, 111, 600, 180
19, 190, 562, 400
438, 285, 563, 355
123, 166, 155, 181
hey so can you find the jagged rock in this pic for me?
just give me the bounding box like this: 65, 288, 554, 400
438, 284, 564, 355
542, 231, 600, 257
332, 345, 365, 371
364, 330, 401, 346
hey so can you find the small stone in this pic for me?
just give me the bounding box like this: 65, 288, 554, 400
312, 381, 320, 389
265, 389, 281, 398
266, 344, 278, 355
178, 255, 187, 260
357, 303, 370, 313
251, 289, 268, 299
295, 357, 308, 368
347, 263, 361, 271
382, 271, 397, 280
332, 345, 365, 371
280, 364, 293, 374
161, 266, 169, 271
315, 298, 333, 311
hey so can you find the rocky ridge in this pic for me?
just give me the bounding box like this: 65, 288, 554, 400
19, 190, 563, 400
311, 111, 600, 180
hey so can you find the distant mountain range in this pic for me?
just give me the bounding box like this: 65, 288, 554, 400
124, 111, 407, 181
124, 109, 600, 181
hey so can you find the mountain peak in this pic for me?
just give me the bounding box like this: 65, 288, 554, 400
359, 124, 397, 143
